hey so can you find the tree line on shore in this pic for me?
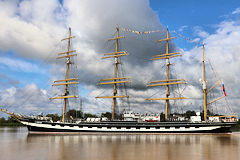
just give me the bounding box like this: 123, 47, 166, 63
0, 116, 23, 126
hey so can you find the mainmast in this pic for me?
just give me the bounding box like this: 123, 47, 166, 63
96, 25, 130, 120
50, 27, 79, 122
146, 28, 187, 120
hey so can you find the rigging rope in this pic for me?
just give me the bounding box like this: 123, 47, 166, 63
171, 30, 202, 45
208, 59, 233, 114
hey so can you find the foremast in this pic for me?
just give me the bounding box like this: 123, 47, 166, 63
50, 27, 79, 122
96, 25, 130, 120
146, 28, 187, 120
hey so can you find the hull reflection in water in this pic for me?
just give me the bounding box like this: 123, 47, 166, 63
1, 127, 240, 160
26, 132, 240, 160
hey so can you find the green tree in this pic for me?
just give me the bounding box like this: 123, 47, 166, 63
0, 117, 6, 123
101, 112, 112, 120
83, 113, 97, 119
185, 110, 196, 118
46, 114, 60, 122
66, 109, 83, 119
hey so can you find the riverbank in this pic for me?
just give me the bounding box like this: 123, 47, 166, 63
0, 122, 24, 127
0, 117, 24, 127
231, 122, 240, 131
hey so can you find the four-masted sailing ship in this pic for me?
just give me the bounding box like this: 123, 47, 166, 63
0, 26, 238, 133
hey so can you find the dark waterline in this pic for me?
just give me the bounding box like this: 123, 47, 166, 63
0, 127, 240, 160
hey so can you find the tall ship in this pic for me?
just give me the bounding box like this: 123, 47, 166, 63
0, 26, 238, 133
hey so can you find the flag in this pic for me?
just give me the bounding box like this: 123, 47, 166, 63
222, 84, 227, 96
121, 27, 161, 34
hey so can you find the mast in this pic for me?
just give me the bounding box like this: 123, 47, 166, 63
50, 27, 79, 122
202, 43, 228, 120
165, 28, 170, 120
146, 28, 187, 120
113, 25, 119, 120
96, 25, 130, 120
202, 43, 228, 119
202, 43, 208, 121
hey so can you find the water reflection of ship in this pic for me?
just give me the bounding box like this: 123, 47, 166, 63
25, 134, 239, 160
1, 25, 238, 133
26, 134, 234, 145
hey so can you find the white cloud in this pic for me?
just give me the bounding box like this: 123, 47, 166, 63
0, 0, 18, 17
178, 25, 188, 32
193, 26, 209, 38
0, 84, 58, 115
232, 8, 240, 15
0, 0, 65, 60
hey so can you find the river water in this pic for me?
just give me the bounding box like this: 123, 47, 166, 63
0, 127, 240, 160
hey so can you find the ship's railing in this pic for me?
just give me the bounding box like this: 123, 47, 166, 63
208, 115, 238, 122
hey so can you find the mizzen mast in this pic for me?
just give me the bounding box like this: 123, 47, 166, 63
50, 27, 79, 122
146, 28, 187, 120
96, 25, 130, 120
201, 43, 227, 121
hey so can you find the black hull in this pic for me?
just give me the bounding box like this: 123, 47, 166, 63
22, 120, 236, 134
27, 125, 232, 133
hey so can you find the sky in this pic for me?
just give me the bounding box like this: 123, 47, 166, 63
0, 0, 240, 118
